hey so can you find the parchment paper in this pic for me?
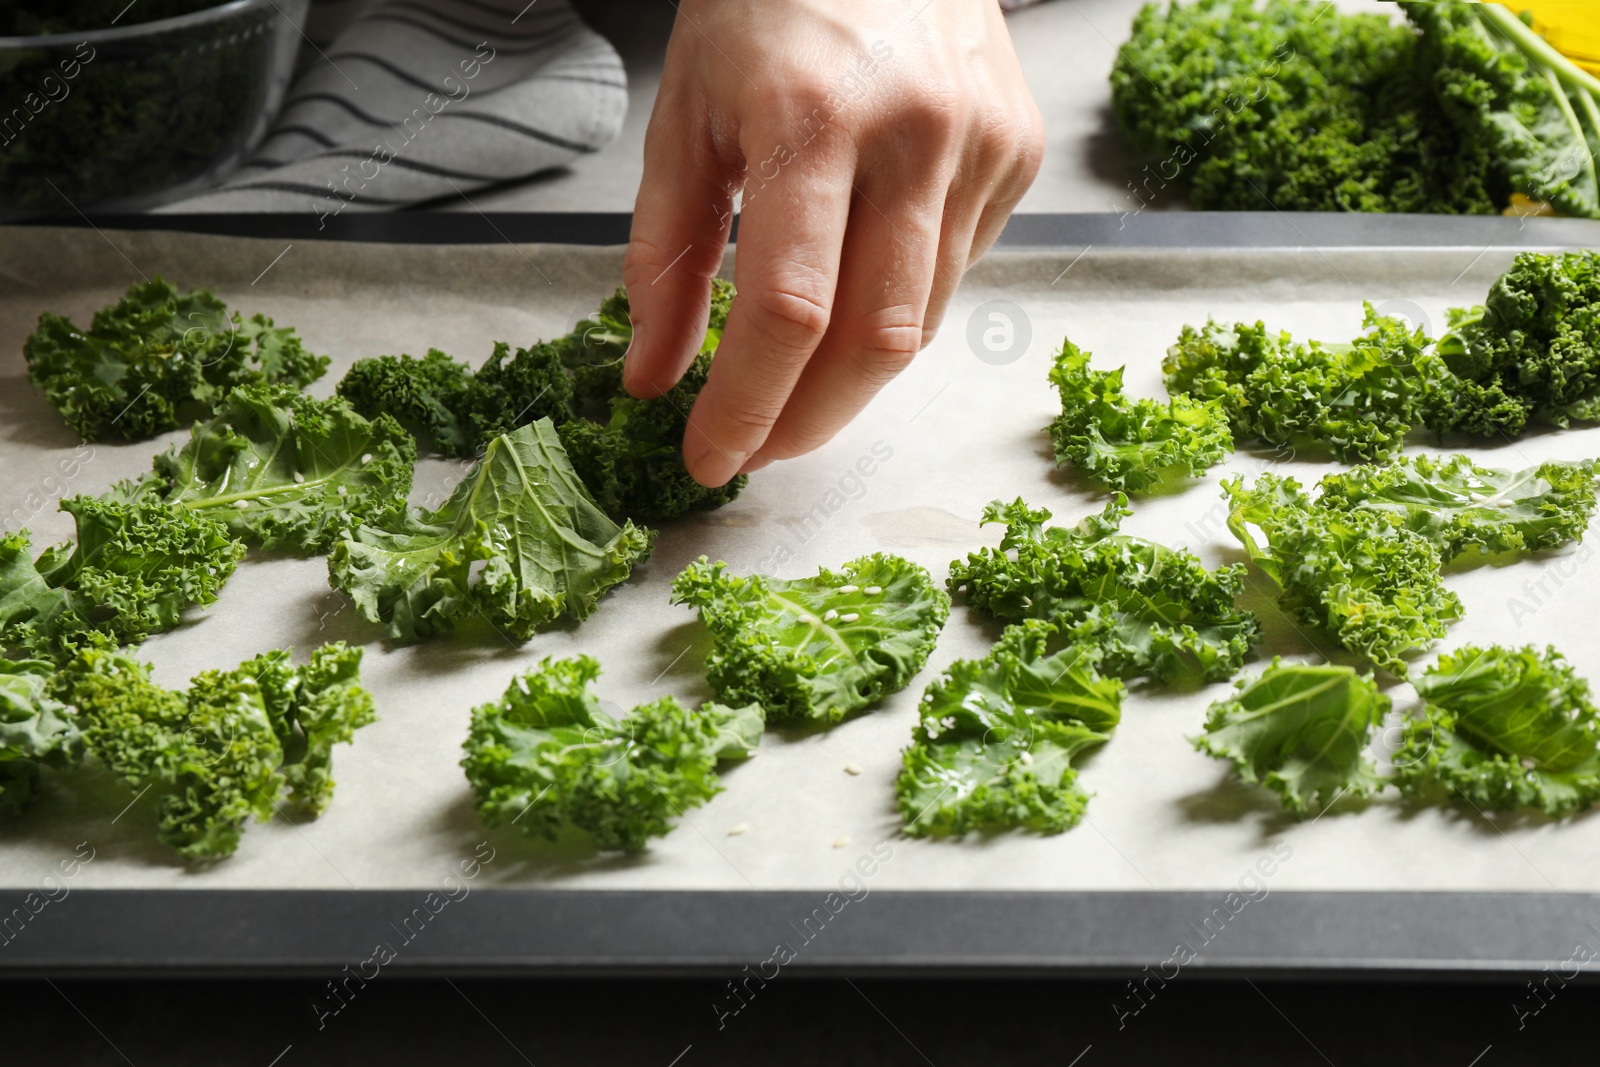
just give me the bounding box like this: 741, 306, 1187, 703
1, 225, 1597, 893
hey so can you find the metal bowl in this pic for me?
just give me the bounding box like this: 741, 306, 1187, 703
0, 0, 308, 217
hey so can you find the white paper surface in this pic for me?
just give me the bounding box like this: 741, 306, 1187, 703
1, 226, 1598, 893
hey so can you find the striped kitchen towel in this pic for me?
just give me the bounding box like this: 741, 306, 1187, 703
161, 0, 626, 215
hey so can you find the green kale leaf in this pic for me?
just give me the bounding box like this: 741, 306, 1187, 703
559, 351, 748, 524
947, 496, 1260, 685
1111, 0, 1502, 216
1393, 644, 1600, 816
109, 385, 415, 554
1224, 473, 1461, 674
0, 499, 244, 662
1318, 453, 1597, 562
671, 553, 950, 725
0, 657, 85, 815
1402, 2, 1600, 221
1163, 305, 1433, 463
899, 624, 1123, 836
1425, 251, 1600, 437
1195, 658, 1387, 815
328, 419, 654, 642
334, 348, 480, 457
63, 641, 375, 860
24, 279, 328, 443
1048, 338, 1232, 493
461, 654, 762, 852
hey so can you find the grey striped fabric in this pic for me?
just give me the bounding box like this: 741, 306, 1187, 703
160, 0, 626, 215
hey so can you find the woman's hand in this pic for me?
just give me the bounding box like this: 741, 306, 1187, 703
621, 0, 1044, 486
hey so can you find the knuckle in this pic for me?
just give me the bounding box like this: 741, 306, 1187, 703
749, 281, 833, 354
852, 305, 924, 384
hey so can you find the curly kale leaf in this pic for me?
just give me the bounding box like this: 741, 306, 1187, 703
109, 385, 415, 554
1194, 658, 1388, 815
559, 351, 748, 524
1426, 251, 1600, 437
335, 349, 480, 457
1224, 473, 1461, 674
899, 627, 1121, 837
63, 642, 374, 859
1402, 2, 1600, 221
328, 419, 654, 642
23, 278, 328, 443
465, 341, 576, 446
1163, 305, 1433, 463
266, 642, 377, 815
1393, 645, 1600, 816
947, 496, 1260, 685
1111, 0, 1501, 215
0, 499, 244, 662
335, 342, 573, 460
672, 553, 950, 725
1319, 453, 1597, 562
461, 654, 761, 852
1048, 338, 1232, 493
556, 281, 735, 415
0, 657, 84, 815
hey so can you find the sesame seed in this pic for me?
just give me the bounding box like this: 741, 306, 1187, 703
832, 836, 850, 849
1019, 751, 1034, 766
838, 612, 860, 623
838, 584, 859, 594
863, 585, 882, 595
233, 500, 250, 509
823, 609, 838, 621
843, 763, 862, 776
337, 485, 348, 497
728, 823, 749, 836
292, 471, 305, 484
361, 453, 373, 464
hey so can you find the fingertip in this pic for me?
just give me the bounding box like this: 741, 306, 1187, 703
684, 438, 750, 488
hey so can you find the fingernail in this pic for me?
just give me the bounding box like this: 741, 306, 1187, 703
687, 445, 749, 489
740, 454, 774, 475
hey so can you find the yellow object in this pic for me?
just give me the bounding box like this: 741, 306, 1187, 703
1514, 2, 1600, 75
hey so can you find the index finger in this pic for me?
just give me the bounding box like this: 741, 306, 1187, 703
681, 133, 855, 487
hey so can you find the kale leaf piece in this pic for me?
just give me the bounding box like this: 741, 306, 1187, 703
328, 419, 654, 642
109, 385, 415, 554
555, 281, 734, 414
334, 282, 743, 523
1224, 473, 1461, 674
334, 349, 481, 457
1111, 0, 1501, 215
62, 642, 375, 860
1319, 453, 1597, 562
1194, 658, 1388, 815
1048, 338, 1232, 493
559, 352, 748, 524
671, 553, 950, 725
0, 657, 84, 815
1402, 3, 1600, 221
23, 279, 328, 443
898, 623, 1123, 837
1163, 305, 1434, 463
947, 496, 1260, 685
461, 654, 762, 852
335, 343, 573, 460
0, 499, 244, 662
1424, 251, 1600, 437
1393, 644, 1600, 817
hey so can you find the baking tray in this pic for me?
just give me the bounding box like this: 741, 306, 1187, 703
3, 212, 1600, 978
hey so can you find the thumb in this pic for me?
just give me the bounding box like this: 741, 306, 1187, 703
621, 99, 734, 399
